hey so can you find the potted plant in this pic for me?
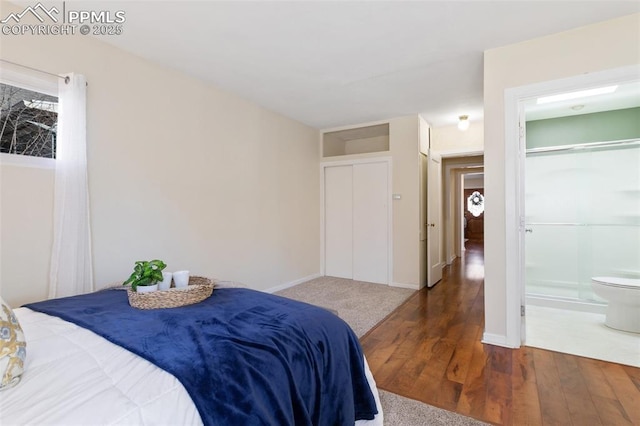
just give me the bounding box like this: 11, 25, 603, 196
123, 259, 167, 293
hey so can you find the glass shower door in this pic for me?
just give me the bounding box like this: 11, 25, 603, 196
525, 140, 640, 304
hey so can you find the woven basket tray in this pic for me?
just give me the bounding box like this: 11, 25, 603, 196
127, 276, 214, 310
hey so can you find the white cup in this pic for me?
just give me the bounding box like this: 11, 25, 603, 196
173, 270, 190, 288
158, 271, 173, 291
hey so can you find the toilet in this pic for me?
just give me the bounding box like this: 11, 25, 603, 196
591, 277, 640, 333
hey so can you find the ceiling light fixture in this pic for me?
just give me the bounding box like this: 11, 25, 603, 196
458, 115, 470, 131
536, 85, 618, 105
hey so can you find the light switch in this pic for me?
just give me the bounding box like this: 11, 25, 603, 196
392, 194, 402, 200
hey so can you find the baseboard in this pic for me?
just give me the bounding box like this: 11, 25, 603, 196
267, 275, 419, 292
481, 332, 519, 348
264, 273, 322, 294
390, 282, 420, 290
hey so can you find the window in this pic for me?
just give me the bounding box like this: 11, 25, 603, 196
0, 82, 58, 158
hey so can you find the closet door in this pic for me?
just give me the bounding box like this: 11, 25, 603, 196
353, 162, 388, 284
324, 165, 353, 279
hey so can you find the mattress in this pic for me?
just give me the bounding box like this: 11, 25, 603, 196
0, 307, 383, 425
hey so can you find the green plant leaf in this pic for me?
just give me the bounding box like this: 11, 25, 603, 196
138, 276, 152, 286
125, 259, 167, 290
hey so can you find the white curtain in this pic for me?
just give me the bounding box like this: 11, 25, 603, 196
48, 73, 94, 298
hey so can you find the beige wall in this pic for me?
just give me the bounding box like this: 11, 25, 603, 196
323, 134, 390, 157
0, 162, 54, 306
464, 175, 484, 189
483, 14, 640, 340
344, 135, 389, 156
0, 2, 320, 306
390, 115, 422, 287
321, 115, 423, 287
431, 122, 484, 154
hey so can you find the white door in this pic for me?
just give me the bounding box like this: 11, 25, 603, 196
353, 162, 389, 284
427, 151, 443, 287
324, 165, 353, 279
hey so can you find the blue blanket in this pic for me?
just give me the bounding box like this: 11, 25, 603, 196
25, 288, 377, 425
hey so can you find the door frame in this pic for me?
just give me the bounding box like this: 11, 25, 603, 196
503, 64, 640, 348
441, 155, 484, 264
320, 157, 393, 285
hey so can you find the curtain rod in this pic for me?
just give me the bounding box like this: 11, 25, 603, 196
0, 59, 70, 84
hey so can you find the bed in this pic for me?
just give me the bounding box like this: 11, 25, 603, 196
0, 284, 383, 425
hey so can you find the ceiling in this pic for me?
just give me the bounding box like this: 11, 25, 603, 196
25, 1, 640, 128
525, 81, 640, 121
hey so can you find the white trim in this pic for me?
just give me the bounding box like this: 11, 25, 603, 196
0, 152, 55, 169
481, 332, 517, 348
320, 156, 392, 168
0, 66, 58, 96
504, 64, 640, 349
504, 87, 524, 349
321, 119, 391, 134
317, 130, 325, 276
1, 65, 59, 166
390, 282, 420, 290
517, 103, 527, 346
320, 156, 393, 286
438, 149, 484, 158
386, 159, 393, 286
263, 273, 322, 294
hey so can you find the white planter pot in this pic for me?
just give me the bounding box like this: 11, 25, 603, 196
173, 270, 190, 288
158, 272, 173, 291
136, 284, 158, 293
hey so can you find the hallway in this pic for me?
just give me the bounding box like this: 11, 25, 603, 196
360, 243, 640, 425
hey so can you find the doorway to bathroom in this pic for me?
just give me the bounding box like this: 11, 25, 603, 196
520, 78, 640, 367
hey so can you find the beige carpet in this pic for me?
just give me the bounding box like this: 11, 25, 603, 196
276, 277, 487, 425
275, 276, 415, 337
379, 390, 486, 425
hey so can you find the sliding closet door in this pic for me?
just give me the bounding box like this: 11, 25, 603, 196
353, 162, 389, 284
324, 165, 353, 279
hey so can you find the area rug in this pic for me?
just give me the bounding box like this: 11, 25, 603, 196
379, 390, 487, 425
275, 276, 415, 337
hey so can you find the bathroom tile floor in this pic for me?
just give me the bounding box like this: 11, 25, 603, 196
526, 305, 640, 368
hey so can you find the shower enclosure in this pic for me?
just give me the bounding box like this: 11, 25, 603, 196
525, 139, 640, 309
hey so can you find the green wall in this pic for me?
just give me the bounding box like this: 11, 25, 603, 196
526, 107, 640, 149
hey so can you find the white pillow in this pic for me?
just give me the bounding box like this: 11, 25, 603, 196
0, 297, 26, 390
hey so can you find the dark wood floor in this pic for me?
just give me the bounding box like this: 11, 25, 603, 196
361, 242, 640, 425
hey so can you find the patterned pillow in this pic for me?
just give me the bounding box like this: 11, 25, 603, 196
0, 298, 26, 390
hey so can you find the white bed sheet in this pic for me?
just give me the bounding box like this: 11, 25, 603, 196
0, 308, 383, 426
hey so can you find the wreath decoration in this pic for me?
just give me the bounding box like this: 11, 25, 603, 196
467, 191, 484, 217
